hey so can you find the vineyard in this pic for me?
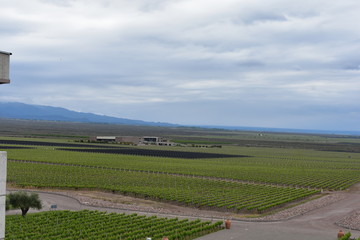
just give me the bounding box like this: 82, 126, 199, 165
2, 137, 360, 214
6, 210, 223, 239
7, 161, 319, 213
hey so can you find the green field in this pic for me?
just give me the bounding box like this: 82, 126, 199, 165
5, 144, 360, 190
1, 120, 360, 214
6, 210, 223, 240
2, 132, 360, 214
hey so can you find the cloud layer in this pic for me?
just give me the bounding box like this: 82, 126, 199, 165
1, 0, 360, 130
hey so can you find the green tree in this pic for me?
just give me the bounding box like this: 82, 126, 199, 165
8, 191, 42, 217
5, 195, 10, 211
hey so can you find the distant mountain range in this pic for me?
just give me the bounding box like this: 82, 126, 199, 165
196, 125, 360, 136
0, 102, 176, 127
1, 102, 359, 136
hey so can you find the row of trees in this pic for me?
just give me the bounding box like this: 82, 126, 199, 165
6, 191, 42, 217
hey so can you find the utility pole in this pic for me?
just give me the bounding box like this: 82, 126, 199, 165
0, 50, 11, 240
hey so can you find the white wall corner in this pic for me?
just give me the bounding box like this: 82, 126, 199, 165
0, 151, 7, 239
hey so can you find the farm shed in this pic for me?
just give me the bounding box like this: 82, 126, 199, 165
89, 136, 141, 144
141, 136, 175, 146
90, 136, 175, 146
0, 51, 12, 84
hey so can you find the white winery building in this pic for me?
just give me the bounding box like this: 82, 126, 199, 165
0, 153, 6, 240
0, 50, 11, 239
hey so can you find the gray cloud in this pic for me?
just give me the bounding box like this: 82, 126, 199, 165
1, 0, 360, 131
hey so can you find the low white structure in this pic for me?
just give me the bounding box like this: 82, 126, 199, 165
0, 152, 7, 240
90, 136, 175, 146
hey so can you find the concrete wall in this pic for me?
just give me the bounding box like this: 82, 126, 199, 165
0, 52, 11, 84
0, 151, 7, 239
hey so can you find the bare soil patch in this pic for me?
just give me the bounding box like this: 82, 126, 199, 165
11, 186, 348, 222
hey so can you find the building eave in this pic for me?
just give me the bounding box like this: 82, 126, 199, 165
0, 51, 12, 56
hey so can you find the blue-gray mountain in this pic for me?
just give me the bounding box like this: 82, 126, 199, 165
1, 102, 359, 136
0, 102, 176, 127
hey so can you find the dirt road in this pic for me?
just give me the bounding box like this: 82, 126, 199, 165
199, 184, 360, 240
7, 185, 360, 240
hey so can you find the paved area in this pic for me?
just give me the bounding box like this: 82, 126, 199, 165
6, 186, 360, 240
198, 185, 360, 240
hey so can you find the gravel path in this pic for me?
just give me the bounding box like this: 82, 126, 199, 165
336, 210, 360, 231
257, 193, 347, 221
7, 186, 360, 240
14, 188, 349, 222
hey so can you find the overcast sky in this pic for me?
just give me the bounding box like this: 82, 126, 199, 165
1, 0, 360, 131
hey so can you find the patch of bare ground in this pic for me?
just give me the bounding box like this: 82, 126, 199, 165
64, 190, 353, 221
335, 183, 360, 230
9, 184, 356, 222
348, 182, 360, 193
14, 186, 349, 221
258, 193, 347, 221
337, 211, 360, 231
62, 190, 246, 219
